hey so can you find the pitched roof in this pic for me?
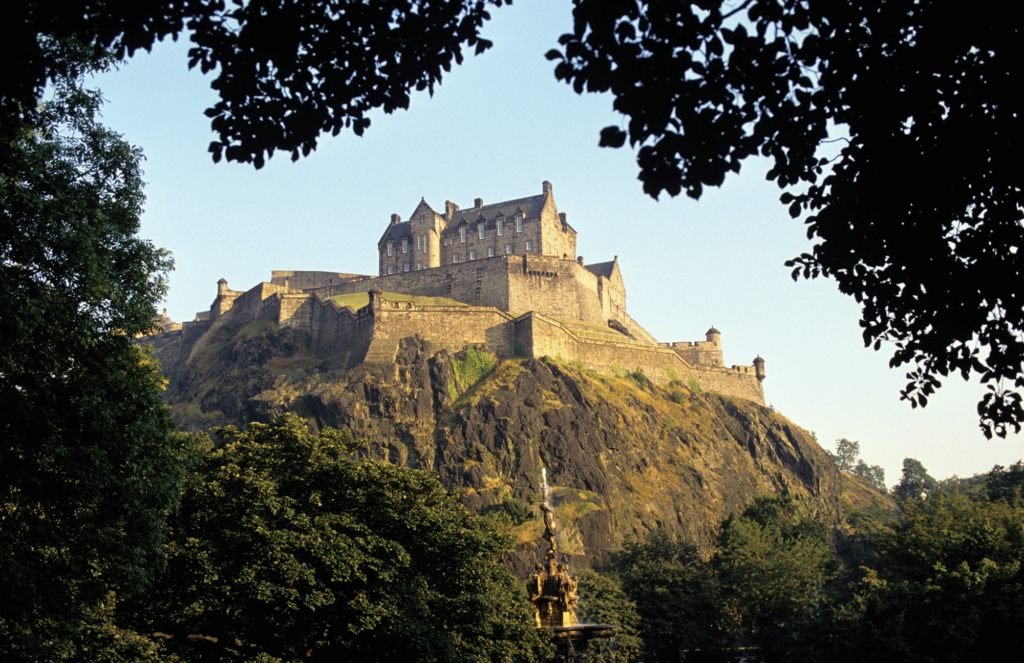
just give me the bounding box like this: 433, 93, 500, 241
585, 260, 617, 278
378, 221, 413, 244
442, 194, 546, 234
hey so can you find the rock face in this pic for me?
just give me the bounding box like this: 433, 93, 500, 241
158, 322, 846, 575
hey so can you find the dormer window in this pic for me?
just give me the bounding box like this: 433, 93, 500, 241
516, 215, 523, 233
387, 241, 394, 256
478, 222, 485, 239
460, 226, 467, 243
402, 238, 408, 253
497, 218, 504, 236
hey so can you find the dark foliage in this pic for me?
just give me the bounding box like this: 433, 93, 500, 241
550, 1, 1023, 438
0, 48, 187, 659
138, 414, 550, 662
4, 1, 507, 168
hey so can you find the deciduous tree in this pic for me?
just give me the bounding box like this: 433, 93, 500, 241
892, 458, 937, 502
607, 530, 728, 663
715, 497, 834, 662
4, 1, 507, 168
1, 44, 186, 660
138, 414, 549, 663
550, 1, 1023, 438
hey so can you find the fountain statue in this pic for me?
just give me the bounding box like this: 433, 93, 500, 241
529, 469, 616, 661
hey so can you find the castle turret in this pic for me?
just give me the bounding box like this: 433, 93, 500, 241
705, 326, 721, 345
217, 278, 229, 294
753, 355, 766, 382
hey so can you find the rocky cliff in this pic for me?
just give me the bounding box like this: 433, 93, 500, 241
156, 319, 856, 574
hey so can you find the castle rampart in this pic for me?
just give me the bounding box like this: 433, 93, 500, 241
140, 182, 766, 405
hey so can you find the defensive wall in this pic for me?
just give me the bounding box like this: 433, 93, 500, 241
299, 254, 632, 332
140, 278, 765, 404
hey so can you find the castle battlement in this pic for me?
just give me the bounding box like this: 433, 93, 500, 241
143, 182, 766, 403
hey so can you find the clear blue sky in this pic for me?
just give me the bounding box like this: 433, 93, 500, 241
90, 0, 1019, 486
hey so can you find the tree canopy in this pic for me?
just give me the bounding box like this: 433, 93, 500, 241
550, 1, 1022, 438
0, 47, 188, 660
4, 1, 506, 168
137, 414, 549, 663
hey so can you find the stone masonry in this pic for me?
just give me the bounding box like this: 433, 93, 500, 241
141, 182, 767, 404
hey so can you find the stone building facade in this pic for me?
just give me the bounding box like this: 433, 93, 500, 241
142, 182, 767, 404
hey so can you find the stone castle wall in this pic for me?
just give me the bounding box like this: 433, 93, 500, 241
142, 280, 765, 405
270, 270, 368, 290
307, 255, 626, 330
520, 312, 764, 403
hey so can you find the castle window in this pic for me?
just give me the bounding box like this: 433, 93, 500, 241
478, 222, 485, 239
506, 243, 512, 254
387, 241, 393, 256
470, 250, 476, 261
516, 215, 523, 232
417, 236, 422, 251
460, 226, 467, 243
404, 262, 410, 272
423, 237, 428, 253
497, 218, 504, 235
526, 240, 534, 251
388, 265, 395, 275
416, 262, 422, 270
488, 247, 495, 257
453, 253, 460, 263
402, 238, 408, 253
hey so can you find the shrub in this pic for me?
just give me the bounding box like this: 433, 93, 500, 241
513, 338, 528, 357
687, 376, 702, 394
452, 346, 496, 390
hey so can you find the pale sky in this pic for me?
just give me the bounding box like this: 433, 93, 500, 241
90, 0, 1020, 486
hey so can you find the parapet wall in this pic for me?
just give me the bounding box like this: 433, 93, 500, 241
520, 312, 764, 404
665, 340, 725, 367
270, 270, 369, 291
312, 254, 639, 333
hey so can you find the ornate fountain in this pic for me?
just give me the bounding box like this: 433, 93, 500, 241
527, 469, 616, 662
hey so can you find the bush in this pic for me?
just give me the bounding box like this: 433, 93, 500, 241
452, 346, 496, 390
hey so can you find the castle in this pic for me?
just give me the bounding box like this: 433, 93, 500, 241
143, 182, 766, 404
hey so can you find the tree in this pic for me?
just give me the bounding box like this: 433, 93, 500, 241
549, 1, 1023, 438
137, 414, 549, 662
835, 492, 1024, 663
4, 1, 507, 169
714, 497, 834, 662
574, 569, 643, 663
851, 460, 886, 494
606, 531, 726, 662
1, 45, 187, 660
827, 439, 860, 472
892, 458, 937, 502
984, 460, 1024, 503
